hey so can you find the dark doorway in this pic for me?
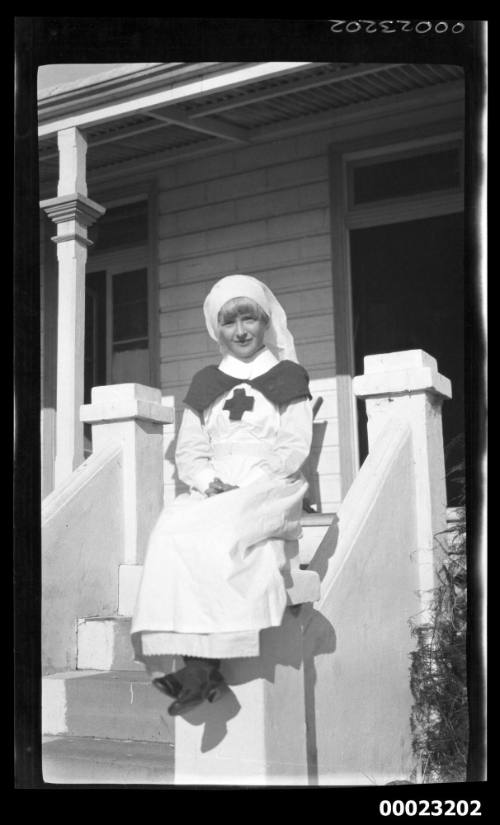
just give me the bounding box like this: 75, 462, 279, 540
350, 212, 465, 505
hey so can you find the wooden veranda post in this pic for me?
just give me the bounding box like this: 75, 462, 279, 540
40, 126, 105, 487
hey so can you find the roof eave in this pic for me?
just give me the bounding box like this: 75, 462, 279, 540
37, 62, 316, 139
37, 62, 245, 125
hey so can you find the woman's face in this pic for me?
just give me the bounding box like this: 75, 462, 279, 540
217, 297, 269, 361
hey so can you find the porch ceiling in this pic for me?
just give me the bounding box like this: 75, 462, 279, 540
38, 61, 464, 192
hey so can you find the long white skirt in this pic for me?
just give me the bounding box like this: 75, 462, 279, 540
131, 473, 307, 660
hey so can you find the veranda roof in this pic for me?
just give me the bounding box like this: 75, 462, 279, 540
38, 61, 464, 194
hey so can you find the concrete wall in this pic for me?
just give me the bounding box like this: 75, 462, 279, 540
42, 443, 124, 674
308, 417, 420, 785
156, 126, 340, 510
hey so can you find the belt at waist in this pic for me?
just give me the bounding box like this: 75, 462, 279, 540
212, 442, 274, 458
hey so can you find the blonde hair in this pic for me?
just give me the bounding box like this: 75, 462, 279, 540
217, 297, 270, 326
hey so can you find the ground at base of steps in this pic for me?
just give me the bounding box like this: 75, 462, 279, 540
42, 735, 175, 785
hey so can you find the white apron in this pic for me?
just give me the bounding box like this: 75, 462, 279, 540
131, 355, 311, 660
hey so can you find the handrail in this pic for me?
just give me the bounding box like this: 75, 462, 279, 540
42, 441, 125, 673
42, 442, 122, 523
306, 414, 418, 785
310, 416, 411, 604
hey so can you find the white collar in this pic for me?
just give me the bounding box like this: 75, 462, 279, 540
218, 347, 278, 380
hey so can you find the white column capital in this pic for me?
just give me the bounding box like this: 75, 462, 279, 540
352, 349, 452, 401
40, 192, 106, 247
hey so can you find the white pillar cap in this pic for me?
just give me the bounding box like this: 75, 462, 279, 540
364, 349, 438, 373
353, 349, 452, 401
80, 383, 174, 425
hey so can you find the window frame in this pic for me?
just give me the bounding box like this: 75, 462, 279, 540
346, 137, 464, 211
85, 181, 160, 389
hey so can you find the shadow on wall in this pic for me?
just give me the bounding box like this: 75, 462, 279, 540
303, 418, 328, 512
177, 686, 242, 754
164, 426, 188, 498
309, 514, 339, 582
303, 607, 338, 784
301, 516, 339, 782
175, 604, 337, 764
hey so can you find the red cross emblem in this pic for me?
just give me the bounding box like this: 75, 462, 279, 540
223, 388, 255, 421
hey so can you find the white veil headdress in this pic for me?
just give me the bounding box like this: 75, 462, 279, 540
203, 274, 298, 363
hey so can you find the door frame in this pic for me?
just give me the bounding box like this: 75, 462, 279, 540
329, 128, 465, 497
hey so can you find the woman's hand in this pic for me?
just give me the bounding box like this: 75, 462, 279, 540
205, 477, 239, 496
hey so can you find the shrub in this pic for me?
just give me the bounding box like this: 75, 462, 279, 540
409, 448, 468, 783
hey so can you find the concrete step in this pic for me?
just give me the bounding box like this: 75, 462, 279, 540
42, 735, 174, 785
77, 615, 153, 671
43, 670, 175, 743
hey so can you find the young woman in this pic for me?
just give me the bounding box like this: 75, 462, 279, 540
131, 274, 313, 715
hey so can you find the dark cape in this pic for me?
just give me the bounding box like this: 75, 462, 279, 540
183, 360, 312, 414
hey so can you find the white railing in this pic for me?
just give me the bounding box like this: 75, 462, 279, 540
42, 442, 124, 673
42, 384, 173, 673
306, 349, 451, 785
41, 350, 452, 787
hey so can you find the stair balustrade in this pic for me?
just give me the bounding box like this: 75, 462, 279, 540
42, 349, 452, 787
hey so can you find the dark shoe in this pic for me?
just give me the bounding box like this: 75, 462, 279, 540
166, 665, 227, 716
167, 691, 207, 716
152, 657, 218, 698
152, 673, 183, 698
205, 670, 227, 703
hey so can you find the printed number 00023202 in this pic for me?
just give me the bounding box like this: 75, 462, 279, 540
329, 20, 466, 34
379, 799, 482, 816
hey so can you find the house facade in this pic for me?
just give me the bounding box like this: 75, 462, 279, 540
39, 61, 465, 510
38, 61, 468, 783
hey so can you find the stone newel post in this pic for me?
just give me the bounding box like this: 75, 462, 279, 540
80, 383, 174, 615
305, 349, 453, 785
353, 349, 452, 618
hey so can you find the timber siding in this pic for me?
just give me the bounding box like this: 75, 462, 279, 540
157, 125, 341, 512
